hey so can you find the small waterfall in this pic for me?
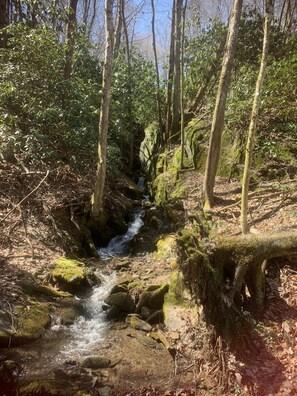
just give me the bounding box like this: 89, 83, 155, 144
58, 271, 116, 357
98, 209, 144, 260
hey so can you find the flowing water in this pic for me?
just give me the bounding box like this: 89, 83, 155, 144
16, 205, 145, 375
98, 209, 144, 260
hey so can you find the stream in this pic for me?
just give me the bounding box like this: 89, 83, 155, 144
10, 205, 145, 380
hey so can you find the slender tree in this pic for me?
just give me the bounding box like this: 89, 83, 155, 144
92, 0, 114, 222
171, 0, 183, 138
241, 0, 274, 234
0, 0, 9, 48
203, 0, 243, 210
165, 0, 176, 144
114, 0, 123, 59
180, 0, 187, 169
151, 0, 163, 140
64, 0, 78, 81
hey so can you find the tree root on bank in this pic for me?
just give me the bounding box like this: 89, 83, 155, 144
177, 230, 297, 338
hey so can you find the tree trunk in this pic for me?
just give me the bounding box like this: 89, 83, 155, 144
114, 0, 123, 59
179, 229, 297, 337
151, 0, 163, 140
203, 0, 243, 210
180, 0, 187, 169
64, 0, 78, 81
165, 0, 176, 145
241, 0, 274, 234
171, 0, 183, 138
0, 0, 9, 48
122, 0, 134, 171
92, 0, 114, 223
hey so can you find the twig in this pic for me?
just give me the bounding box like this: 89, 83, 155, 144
0, 170, 50, 224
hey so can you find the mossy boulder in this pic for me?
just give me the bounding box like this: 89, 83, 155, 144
156, 235, 178, 266
0, 303, 51, 347
139, 123, 160, 177
104, 292, 136, 313
17, 378, 73, 396
49, 258, 94, 294
136, 283, 169, 313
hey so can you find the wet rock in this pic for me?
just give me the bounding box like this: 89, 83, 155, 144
136, 283, 169, 313
59, 302, 85, 326
104, 292, 135, 313
0, 359, 23, 384
49, 257, 93, 294
106, 306, 123, 320
126, 315, 152, 332
81, 356, 111, 369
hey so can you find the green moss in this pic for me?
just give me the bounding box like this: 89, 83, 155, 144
49, 257, 90, 293
15, 303, 50, 343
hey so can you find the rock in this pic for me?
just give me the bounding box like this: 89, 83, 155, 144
17, 378, 73, 396
137, 334, 158, 349
115, 260, 131, 270
0, 360, 23, 384
98, 386, 113, 396
49, 257, 92, 294
104, 292, 135, 313
81, 356, 111, 369
149, 331, 170, 349
147, 310, 164, 325
140, 306, 151, 320
106, 306, 123, 320
125, 315, 152, 332
0, 303, 51, 347
59, 303, 85, 326
18, 280, 70, 298
136, 283, 169, 313
109, 284, 128, 295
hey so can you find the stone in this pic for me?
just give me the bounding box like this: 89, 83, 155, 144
137, 334, 158, 349
149, 331, 170, 349
136, 283, 169, 313
109, 284, 128, 295
81, 356, 111, 369
115, 260, 131, 270
147, 310, 164, 325
104, 292, 135, 313
125, 315, 152, 332
106, 306, 123, 320
49, 258, 91, 294
98, 386, 113, 396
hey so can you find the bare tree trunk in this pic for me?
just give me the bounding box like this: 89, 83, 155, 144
92, 0, 114, 222
88, 0, 97, 37
64, 0, 78, 81
151, 0, 163, 140
0, 0, 9, 48
165, 0, 176, 144
180, 0, 187, 169
241, 0, 274, 234
171, 0, 183, 138
114, 0, 123, 59
203, 0, 243, 210
122, 0, 134, 171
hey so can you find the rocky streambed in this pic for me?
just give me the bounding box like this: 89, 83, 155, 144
0, 202, 195, 395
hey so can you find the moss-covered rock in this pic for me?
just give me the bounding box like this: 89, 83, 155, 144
156, 235, 178, 266
136, 283, 169, 313
104, 292, 135, 313
0, 303, 51, 347
139, 123, 160, 177
17, 378, 73, 396
49, 258, 93, 294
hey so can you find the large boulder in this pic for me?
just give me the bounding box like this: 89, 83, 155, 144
49, 258, 97, 294
104, 292, 135, 314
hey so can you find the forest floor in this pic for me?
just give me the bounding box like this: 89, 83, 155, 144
1, 162, 297, 395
